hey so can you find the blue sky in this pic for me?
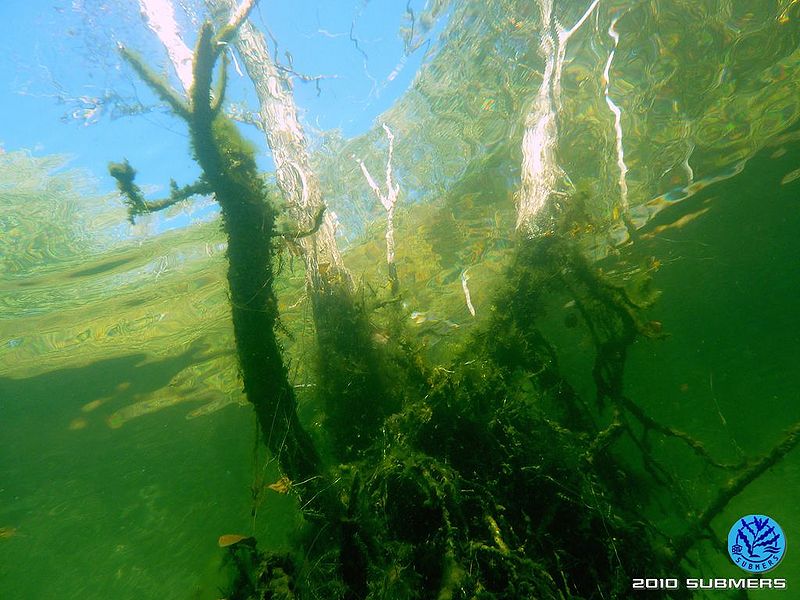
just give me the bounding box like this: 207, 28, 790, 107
0, 0, 435, 199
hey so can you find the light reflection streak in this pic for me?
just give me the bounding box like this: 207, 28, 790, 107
602, 13, 629, 212
517, 0, 600, 233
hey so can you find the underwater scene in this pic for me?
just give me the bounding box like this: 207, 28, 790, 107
1, 1, 799, 598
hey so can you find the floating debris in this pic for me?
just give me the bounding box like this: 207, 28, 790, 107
781, 167, 800, 186
68, 418, 88, 431
218, 534, 253, 548
267, 476, 292, 494
641, 207, 711, 239
81, 398, 106, 413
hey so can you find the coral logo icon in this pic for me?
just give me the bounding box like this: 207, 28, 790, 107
727, 515, 786, 573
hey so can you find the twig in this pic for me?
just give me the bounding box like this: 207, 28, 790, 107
273, 64, 340, 96
585, 408, 624, 462
278, 205, 327, 240
618, 395, 742, 471
461, 269, 476, 317
108, 159, 212, 222
118, 45, 190, 119
672, 420, 800, 562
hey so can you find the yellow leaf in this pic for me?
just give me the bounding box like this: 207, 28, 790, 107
267, 476, 292, 494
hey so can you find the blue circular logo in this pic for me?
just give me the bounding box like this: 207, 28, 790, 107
727, 515, 786, 573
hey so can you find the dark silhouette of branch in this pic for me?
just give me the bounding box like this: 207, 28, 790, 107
673, 420, 800, 562
618, 394, 743, 471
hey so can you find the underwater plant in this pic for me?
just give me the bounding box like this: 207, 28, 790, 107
104, 1, 800, 599
204, 0, 402, 462
109, 2, 334, 514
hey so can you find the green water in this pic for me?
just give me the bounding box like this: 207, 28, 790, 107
3, 139, 798, 597
2, 1, 800, 598
623, 136, 800, 594
0, 356, 290, 598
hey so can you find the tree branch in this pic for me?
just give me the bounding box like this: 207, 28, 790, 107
138, 0, 195, 92
215, 0, 259, 45
356, 123, 400, 291
618, 395, 742, 471
672, 420, 800, 562
108, 159, 211, 222
118, 45, 191, 119
207, 0, 349, 289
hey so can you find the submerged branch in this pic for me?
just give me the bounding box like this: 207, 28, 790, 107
210, 53, 229, 114
552, 227, 798, 567
108, 159, 211, 222
115, 10, 336, 518
618, 395, 742, 471
357, 123, 401, 292
279, 204, 326, 240
207, 0, 348, 290
673, 420, 800, 562
118, 45, 190, 119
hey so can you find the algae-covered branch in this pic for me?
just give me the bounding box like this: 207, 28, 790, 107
109, 1, 331, 514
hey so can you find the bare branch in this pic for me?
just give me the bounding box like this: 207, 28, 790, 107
216, 0, 259, 44
516, 0, 600, 234
138, 0, 195, 93
672, 420, 800, 562
461, 269, 476, 317
356, 124, 400, 291
357, 159, 382, 203
226, 0, 258, 32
